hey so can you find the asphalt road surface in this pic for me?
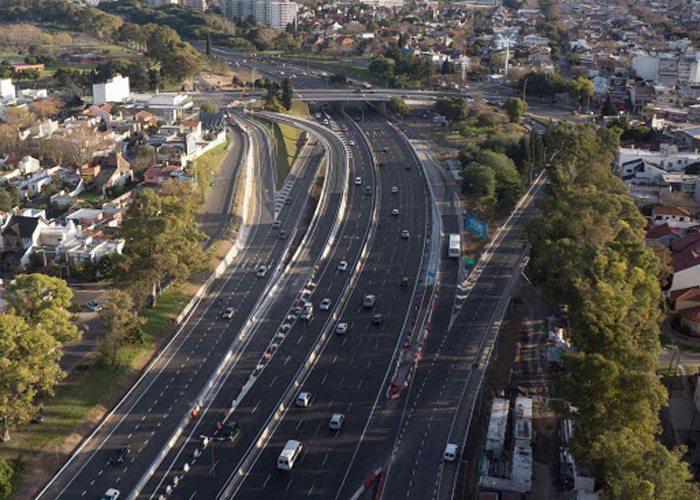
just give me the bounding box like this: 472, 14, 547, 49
37, 110, 323, 500
228, 106, 430, 500
134, 109, 375, 499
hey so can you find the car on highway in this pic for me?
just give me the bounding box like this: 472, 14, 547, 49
373, 313, 383, 325
102, 489, 121, 500
363, 294, 376, 308
349, 140, 355, 146
85, 301, 102, 312
340, 124, 348, 132
391, 186, 398, 194
107, 445, 130, 465
220, 421, 240, 442
285, 198, 292, 205
319, 298, 331, 310
402, 230, 410, 239
278, 230, 287, 240
222, 307, 234, 319
444, 443, 458, 462
364, 186, 372, 195
256, 265, 267, 277
273, 220, 281, 228
323, 118, 330, 125
353, 89, 362, 94
401, 277, 410, 287
278, 440, 303, 470
301, 303, 313, 321
392, 209, 399, 216
296, 392, 312, 407
329, 413, 345, 430
338, 260, 348, 271
355, 176, 362, 185
405, 164, 412, 170
335, 322, 348, 334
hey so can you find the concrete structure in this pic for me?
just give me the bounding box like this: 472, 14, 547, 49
182, 0, 208, 9
0, 79, 15, 103
221, 0, 297, 27
93, 74, 130, 104
268, 0, 297, 29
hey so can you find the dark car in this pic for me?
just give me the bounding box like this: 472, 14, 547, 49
400, 277, 410, 288
373, 313, 383, 325
220, 421, 240, 442
108, 445, 130, 465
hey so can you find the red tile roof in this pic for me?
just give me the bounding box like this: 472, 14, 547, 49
679, 305, 700, 324
671, 232, 700, 272
647, 223, 674, 239
652, 205, 691, 217
671, 286, 700, 302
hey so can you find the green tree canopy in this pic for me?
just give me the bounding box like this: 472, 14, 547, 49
503, 97, 528, 123
6, 274, 80, 343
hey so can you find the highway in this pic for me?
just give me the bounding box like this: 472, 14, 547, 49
36, 109, 328, 500
228, 106, 429, 500
132, 109, 377, 499
340, 173, 543, 500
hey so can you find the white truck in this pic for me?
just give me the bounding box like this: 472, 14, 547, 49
277, 440, 303, 470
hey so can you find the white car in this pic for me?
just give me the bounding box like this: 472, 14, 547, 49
392, 209, 399, 216
402, 230, 410, 239
338, 261, 348, 271
354, 177, 362, 185
391, 186, 399, 194
319, 298, 331, 310
335, 322, 348, 334
329, 413, 345, 430
296, 392, 312, 407
102, 489, 120, 500
256, 265, 267, 277
349, 140, 355, 146
86, 301, 102, 312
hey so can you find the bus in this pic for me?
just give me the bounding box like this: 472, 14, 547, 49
448, 233, 461, 258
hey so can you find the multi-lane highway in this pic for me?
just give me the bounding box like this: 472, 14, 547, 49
132, 109, 377, 500
36, 110, 332, 500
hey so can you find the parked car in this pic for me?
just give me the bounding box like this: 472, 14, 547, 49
86, 301, 102, 312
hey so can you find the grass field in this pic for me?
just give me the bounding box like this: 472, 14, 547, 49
273, 122, 300, 189
194, 139, 230, 196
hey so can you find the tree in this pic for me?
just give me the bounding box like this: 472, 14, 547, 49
503, 97, 528, 123
6, 273, 80, 343
0, 187, 17, 212
98, 289, 144, 365
387, 97, 411, 120
31, 97, 62, 120
601, 95, 617, 116
117, 183, 208, 306
110, 103, 121, 117
462, 163, 496, 198
200, 101, 218, 114
568, 76, 594, 111
434, 98, 469, 122
0, 460, 13, 499
280, 77, 293, 111
0, 313, 63, 441
263, 90, 284, 113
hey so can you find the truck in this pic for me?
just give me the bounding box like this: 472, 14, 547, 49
448, 233, 461, 258
278, 440, 303, 470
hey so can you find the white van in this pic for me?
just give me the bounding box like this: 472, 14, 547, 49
277, 440, 303, 470
443, 443, 458, 462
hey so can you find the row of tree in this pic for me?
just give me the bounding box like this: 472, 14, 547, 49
526, 123, 699, 498
519, 71, 594, 110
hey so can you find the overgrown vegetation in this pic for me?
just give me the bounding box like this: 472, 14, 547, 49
526, 123, 699, 499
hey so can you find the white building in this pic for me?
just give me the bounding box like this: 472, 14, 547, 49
93, 74, 131, 104
268, 1, 297, 29
0, 79, 16, 103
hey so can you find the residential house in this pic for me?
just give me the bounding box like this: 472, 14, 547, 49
651, 205, 694, 224
1, 214, 48, 267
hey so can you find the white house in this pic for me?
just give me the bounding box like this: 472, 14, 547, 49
93, 74, 130, 104
0, 79, 15, 103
